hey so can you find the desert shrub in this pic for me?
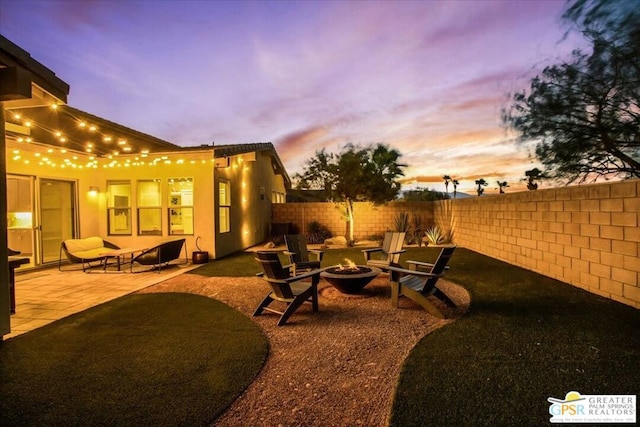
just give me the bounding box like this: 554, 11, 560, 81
306, 221, 332, 244
409, 212, 427, 246
393, 212, 411, 234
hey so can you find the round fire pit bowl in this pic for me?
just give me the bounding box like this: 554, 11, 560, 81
321, 265, 382, 294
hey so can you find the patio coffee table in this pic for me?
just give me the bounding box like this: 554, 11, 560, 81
100, 247, 148, 272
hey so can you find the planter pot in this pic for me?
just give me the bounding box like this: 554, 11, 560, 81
192, 251, 209, 264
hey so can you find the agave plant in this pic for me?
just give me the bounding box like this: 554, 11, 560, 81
393, 212, 411, 233
425, 226, 444, 245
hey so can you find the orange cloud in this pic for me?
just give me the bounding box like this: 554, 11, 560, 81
276, 126, 329, 162
399, 175, 443, 184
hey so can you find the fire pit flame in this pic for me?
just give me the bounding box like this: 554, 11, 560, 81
336, 258, 359, 272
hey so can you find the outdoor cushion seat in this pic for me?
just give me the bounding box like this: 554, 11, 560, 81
131, 238, 187, 273
59, 237, 120, 271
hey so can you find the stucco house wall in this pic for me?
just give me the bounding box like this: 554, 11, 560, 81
213, 149, 287, 258
92, 149, 216, 257
5, 142, 218, 259
6, 140, 288, 264
6, 141, 102, 238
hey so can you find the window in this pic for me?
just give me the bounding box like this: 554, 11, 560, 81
272, 191, 285, 203
219, 180, 230, 233
137, 180, 162, 235
168, 177, 193, 235
107, 181, 131, 235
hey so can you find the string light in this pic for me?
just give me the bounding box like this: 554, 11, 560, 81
4, 106, 153, 160
5, 107, 216, 171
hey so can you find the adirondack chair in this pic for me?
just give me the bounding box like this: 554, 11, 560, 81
362, 231, 406, 270
254, 251, 321, 326
284, 234, 324, 274
387, 246, 457, 319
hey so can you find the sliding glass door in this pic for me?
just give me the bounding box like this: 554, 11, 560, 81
39, 179, 77, 264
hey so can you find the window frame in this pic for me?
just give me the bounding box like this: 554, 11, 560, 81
219, 179, 231, 233
136, 179, 163, 236
168, 177, 194, 236
107, 180, 132, 236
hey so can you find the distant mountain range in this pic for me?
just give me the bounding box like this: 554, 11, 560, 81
447, 192, 473, 199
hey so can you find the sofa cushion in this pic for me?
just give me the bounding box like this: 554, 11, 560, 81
65, 237, 105, 254
71, 248, 110, 260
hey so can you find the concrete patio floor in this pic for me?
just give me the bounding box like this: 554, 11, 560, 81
5, 262, 200, 340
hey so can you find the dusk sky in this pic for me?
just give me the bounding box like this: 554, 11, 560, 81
1, 0, 588, 194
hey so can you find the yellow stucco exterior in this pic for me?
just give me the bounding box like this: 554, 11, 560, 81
5, 139, 288, 266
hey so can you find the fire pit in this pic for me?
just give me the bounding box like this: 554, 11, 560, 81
320, 259, 382, 294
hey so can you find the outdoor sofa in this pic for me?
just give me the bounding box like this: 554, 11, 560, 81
59, 237, 119, 271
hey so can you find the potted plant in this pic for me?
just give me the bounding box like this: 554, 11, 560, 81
191, 236, 209, 264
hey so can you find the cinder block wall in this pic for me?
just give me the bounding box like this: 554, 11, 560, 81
274, 180, 639, 309
272, 201, 436, 240
433, 180, 639, 308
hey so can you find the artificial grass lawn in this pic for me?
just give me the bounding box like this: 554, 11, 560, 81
390, 248, 640, 426
0, 293, 268, 426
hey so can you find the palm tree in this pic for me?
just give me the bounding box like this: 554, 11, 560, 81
452, 179, 459, 198
497, 181, 509, 194
443, 175, 451, 194
523, 168, 543, 190
475, 178, 488, 196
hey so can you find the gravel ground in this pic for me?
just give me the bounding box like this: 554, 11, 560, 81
139, 273, 470, 427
